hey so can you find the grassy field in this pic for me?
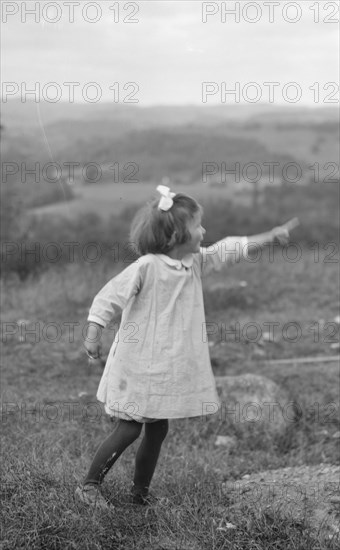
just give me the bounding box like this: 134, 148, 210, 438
1, 244, 339, 548
204, 247, 339, 367
30, 182, 253, 220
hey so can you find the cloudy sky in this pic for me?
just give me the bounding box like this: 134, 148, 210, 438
2, 0, 339, 105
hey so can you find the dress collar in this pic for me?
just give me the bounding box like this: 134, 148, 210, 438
155, 253, 194, 270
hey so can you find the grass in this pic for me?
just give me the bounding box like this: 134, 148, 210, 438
204, 247, 339, 366
29, 181, 252, 220
1, 244, 339, 549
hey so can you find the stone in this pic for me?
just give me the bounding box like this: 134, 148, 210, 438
252, 347, 266, 358
262, 331, 274, 342
214, 373, 293, 436
330, 342, 340, 352
214, 435, 237, 450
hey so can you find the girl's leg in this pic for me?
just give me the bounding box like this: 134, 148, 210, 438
83, 419, 143, 486
132, 419, 169, 497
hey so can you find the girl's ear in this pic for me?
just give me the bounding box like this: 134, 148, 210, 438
167, 231, 177, 248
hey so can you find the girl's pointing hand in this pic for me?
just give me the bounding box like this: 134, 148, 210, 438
271, 217, 300, 245
271, 225, 290, 245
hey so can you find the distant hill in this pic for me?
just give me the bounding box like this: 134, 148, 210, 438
1, 121, 300, 185
1, 100, 338, 210
1, 99, 338, 129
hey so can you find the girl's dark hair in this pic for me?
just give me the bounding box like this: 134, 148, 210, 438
129, 193, 202, 255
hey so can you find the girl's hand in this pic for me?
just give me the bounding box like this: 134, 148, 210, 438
83, 322, 102, 360
271, 225, 290, 245
84, 340, 102, 360
271, 217, 300, 245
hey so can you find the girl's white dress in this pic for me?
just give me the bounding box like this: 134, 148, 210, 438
88, 236, 248, 422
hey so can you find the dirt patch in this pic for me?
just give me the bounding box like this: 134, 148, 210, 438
222, 463, 340, 542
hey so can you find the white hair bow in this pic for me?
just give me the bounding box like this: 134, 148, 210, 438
156, 185, 176, 211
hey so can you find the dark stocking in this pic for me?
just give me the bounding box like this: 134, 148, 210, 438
83, 419, 142, 486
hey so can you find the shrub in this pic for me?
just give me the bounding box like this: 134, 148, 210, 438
1, 182, 338, 278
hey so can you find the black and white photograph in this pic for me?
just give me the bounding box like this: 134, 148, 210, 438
1, 1, 340, 548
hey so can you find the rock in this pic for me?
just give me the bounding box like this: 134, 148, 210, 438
252, 347, 266, 358
262, 331, 274, 343
215, 435, 237, 451
214, 374, 293, 436
316, 429, 329, 435
216, 521, 237, 531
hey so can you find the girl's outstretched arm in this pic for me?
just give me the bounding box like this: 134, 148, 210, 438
248, 218, 299, 248
199, 219, 299, 275
247, 227, 287, 248
199, 234, 249, 275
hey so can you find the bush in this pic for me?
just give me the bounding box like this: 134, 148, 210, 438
202, 182, 339, 247
1, 182, 338, 279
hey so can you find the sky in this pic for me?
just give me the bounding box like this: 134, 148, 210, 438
1, 0, 339, 106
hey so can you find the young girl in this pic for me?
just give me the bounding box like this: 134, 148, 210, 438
75, 185, 291, 510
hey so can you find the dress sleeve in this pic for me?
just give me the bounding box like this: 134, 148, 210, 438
199, 236, 248, 276
87, 260, 143, 328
